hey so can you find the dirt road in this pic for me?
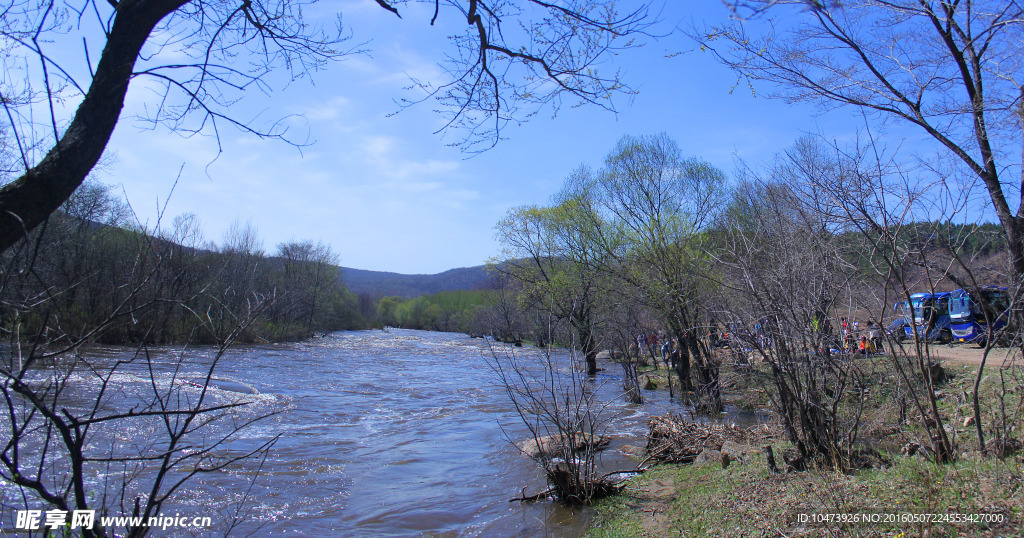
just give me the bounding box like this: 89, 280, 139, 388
906, 343, 1022, 366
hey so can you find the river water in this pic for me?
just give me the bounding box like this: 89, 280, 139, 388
5, 329, 758, 535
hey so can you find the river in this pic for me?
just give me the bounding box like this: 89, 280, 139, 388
5, 329, 757, 535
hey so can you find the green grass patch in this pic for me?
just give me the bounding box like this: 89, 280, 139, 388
588, 441, 1023, 537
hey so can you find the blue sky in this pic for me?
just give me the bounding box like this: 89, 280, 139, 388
99, 0, 923, 274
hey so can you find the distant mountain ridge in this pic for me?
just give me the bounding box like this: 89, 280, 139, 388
338, 265, 492, 298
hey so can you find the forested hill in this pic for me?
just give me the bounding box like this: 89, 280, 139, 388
339, 265, 492, 298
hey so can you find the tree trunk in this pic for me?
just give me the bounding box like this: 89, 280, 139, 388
0, 0, 188, 254
574, 320, 598, 376
686, 332, 722, 412
671, 329, 693, 392
585, 351, 598, 376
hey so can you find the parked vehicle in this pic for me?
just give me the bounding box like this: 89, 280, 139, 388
949, 286, 1009, 346
898, 291, 953, 343
892, 297, 918, 342
886, 315, 907, 342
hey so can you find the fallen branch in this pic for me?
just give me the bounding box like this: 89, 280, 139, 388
510, 468, 645, 503
510, 486, 556, 503
643, 413, 779, 464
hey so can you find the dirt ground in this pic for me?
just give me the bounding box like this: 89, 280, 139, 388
919, 343, 1022, 366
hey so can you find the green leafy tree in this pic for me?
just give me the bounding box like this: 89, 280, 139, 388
378, 296, 404, 327
495, 180, 616, 374
594, 133, 729, 409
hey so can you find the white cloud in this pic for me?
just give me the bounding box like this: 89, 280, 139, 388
356, 135, 460, 182
289, 96, 352, 122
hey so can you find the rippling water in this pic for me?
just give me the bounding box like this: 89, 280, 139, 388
6, 329, 759, 535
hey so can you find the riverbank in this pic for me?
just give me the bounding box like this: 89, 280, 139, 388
587, 448, 1021, 536
587, 350, 1024, 536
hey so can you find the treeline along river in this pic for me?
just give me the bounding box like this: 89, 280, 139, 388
15, 329, 761, 535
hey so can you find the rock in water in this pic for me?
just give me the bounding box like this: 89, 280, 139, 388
515, 433, 610, 459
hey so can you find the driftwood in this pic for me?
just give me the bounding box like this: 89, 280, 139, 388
644, 413, 777, 464
547, 466, 623, 504
510, 486, 557, 502
511, 432, 618, 504
510, 469, 644, 503
509, 478, 622, 504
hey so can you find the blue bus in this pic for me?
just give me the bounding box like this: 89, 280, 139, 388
898, 291, 953, 342
892, 293, 925, 340
949, 286, 1009, 346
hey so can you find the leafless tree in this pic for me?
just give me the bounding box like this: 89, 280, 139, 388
205, 221, 267, 343
602, 299, 651, 404
274, 240, 340, 337
0, 0, 656, 253
773, 134, 1003, 462
716, 172, 870, 470
698, 0, 1024, 302
490, 338, 618, 504
473, 271, 531, 343
1, 214, 276, 536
